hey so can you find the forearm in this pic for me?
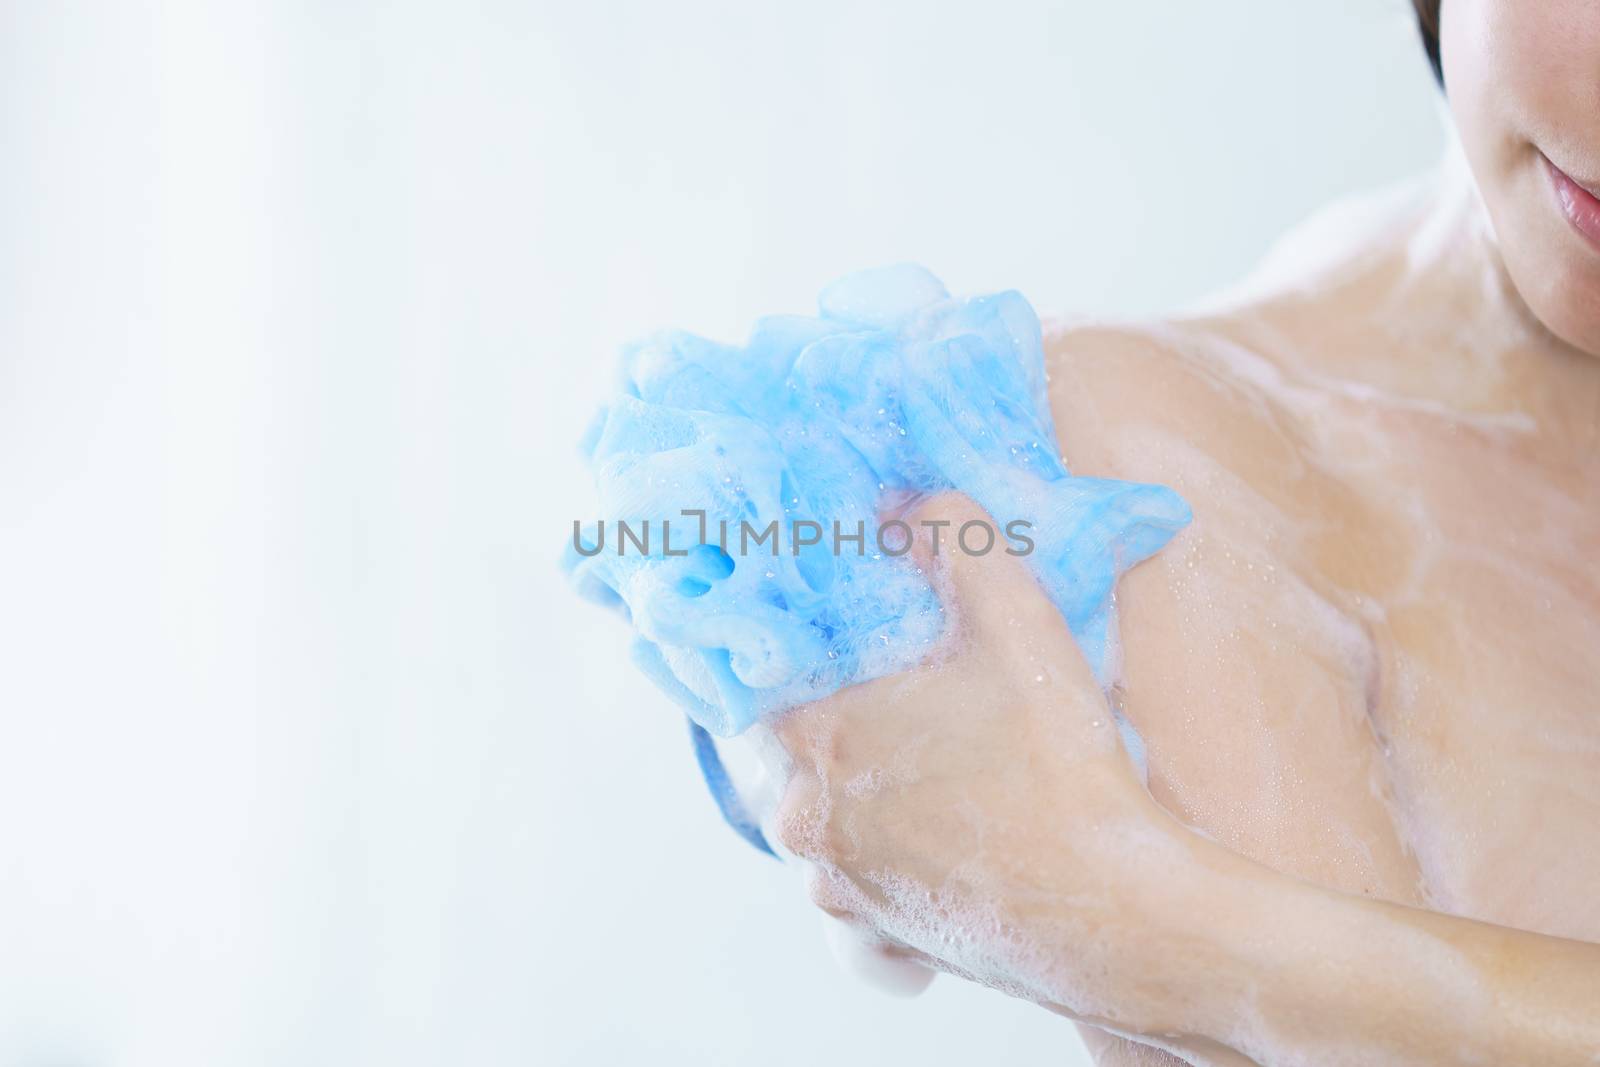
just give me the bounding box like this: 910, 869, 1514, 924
1162, 836, 1600, 1065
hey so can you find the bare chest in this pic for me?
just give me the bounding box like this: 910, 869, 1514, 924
1348, 419, 1600, 939
1120, 403, 1600, 939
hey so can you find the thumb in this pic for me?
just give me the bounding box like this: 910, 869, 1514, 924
902, 493, 1074, 652
904, 493, 1112, 729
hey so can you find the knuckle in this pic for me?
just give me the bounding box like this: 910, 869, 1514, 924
774, 775, 860, 865
804, 868, 856, 920
773, 775, 826, 858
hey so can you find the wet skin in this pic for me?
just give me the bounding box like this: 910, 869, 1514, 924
1045, 157, 1600, 1063
772, 156, 1600, 1066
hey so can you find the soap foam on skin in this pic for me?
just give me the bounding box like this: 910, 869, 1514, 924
567, 266, 1194, 994
567, 266, 1192, 743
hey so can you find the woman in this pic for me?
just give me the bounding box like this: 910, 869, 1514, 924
770, 2, 1600, 1063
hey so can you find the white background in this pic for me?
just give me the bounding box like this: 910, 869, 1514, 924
0, 2, 1442, 1065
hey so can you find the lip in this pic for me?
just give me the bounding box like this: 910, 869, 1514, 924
1541, 152, 1600, 252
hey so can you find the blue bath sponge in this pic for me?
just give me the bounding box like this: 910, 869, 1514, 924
566, 267, 1190, 847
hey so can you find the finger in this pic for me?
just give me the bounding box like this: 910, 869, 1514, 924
770, 762, 828, 860
821, 912, 939, 997
905, 494, 1117, 747
771, 691, 860, 768
804, 864, 862, 921
770, 701, 820, 761
904, 493, 1086, 661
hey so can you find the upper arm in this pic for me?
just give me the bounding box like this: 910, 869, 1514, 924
1041, 321, 1423, 902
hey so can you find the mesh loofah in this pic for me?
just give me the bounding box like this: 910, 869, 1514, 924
566, 266, 1191, 845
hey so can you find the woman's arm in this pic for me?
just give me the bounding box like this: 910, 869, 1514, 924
1033, 801, 1600, 1064
1086, 801, 1600, 1065
1141, 829, 1600, 1065
771, 494, 1600, 1066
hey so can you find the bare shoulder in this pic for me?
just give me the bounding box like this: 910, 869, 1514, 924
1040, 316, 1311, 514
1042, 315, 1403, 587
1038, 316, 1425, 905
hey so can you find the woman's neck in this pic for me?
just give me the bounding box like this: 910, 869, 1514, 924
1193, 133, 1600, 444
1402, 143, 1600, 441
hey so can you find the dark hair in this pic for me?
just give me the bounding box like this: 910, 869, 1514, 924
1413, 0, 1443, 85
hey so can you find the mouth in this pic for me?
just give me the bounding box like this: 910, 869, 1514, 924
1540, 151, 1600, 252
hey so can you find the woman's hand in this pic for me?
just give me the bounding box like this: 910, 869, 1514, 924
769, 497, 1600, 1067
769, 494, 1223, 1036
